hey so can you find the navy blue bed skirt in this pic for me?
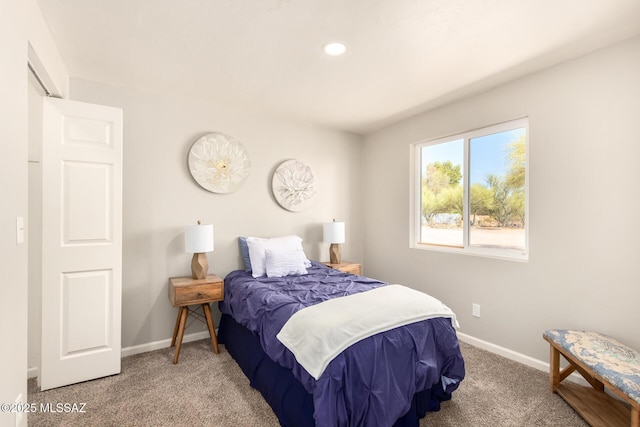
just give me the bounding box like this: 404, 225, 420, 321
217, 313, 451, 427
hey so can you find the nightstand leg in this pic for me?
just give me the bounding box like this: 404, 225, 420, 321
171, 306, 184, 347
202, 303, 219, 354
173, 306, 188, 364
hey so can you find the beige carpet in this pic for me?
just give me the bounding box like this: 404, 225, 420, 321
28, 340, 588, 426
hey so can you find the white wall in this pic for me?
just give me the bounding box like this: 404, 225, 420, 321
0, 1, 67, 426
362, 36, 640, 362
67, 79, 363, 349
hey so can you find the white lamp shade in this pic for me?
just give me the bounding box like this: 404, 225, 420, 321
184, 223, 214, 253
323, 221, 345, 244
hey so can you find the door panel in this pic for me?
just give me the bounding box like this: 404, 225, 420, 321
40, 98, 122, 391
63, 161, 112, 242
62, 270, 111, 355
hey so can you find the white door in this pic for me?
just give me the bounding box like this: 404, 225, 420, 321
40, 98, 123, 390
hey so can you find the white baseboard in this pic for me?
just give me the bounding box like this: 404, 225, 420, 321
28, 330, 214, 379
456, 332, 549, 372
457, 332, 588, 387
27, 366, 38, 379
120, 330, 212, 358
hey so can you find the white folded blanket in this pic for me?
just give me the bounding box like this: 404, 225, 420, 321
276, 284, 459, 380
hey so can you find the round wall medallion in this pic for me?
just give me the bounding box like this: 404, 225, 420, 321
272, 159, 317, 212
188, 133, 251, 193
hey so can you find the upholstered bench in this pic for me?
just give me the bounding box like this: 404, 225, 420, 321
543, 329, 640, 427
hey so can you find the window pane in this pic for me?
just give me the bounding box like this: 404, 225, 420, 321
469, 128, 526, 251
420, 139, 464, 247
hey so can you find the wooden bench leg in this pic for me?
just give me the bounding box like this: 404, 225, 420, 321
550, 344, 560, 393
632, 407, 639, 427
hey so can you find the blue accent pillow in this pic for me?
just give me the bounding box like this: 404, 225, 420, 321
239, 237, 252, 271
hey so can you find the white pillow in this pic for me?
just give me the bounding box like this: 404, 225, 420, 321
265, 247, 308, 277
246, 235, 311, 278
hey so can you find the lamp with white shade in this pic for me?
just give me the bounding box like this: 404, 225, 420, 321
323, 219, 345, 264
184, 221, 214, 279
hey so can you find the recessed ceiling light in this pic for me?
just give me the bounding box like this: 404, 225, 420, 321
323, 42, 347, 56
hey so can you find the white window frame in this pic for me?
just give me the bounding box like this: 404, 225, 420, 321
410, 117, 529, 261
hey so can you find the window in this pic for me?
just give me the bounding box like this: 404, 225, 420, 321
411, 118, 528, 260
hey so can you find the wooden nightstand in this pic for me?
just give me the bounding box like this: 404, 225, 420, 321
322, 261, 361, 275
168, 274, 224, 364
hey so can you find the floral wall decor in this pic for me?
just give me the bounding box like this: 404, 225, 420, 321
272, 159, 316, 211
188, 132, 251, 193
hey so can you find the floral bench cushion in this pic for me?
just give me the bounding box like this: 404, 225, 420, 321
544, 329, 640, 404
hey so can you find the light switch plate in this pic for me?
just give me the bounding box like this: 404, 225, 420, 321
472, 303, 481, 318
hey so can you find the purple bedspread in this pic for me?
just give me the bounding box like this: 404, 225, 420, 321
219, 261, 465, 427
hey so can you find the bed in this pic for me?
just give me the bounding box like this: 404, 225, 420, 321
217, 236, 465, 427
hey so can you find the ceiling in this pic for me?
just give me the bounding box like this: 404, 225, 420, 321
37, 0, 640, 135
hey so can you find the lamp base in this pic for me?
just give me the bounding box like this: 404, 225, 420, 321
329, 243, 341, 265
191, 252, 208, 280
